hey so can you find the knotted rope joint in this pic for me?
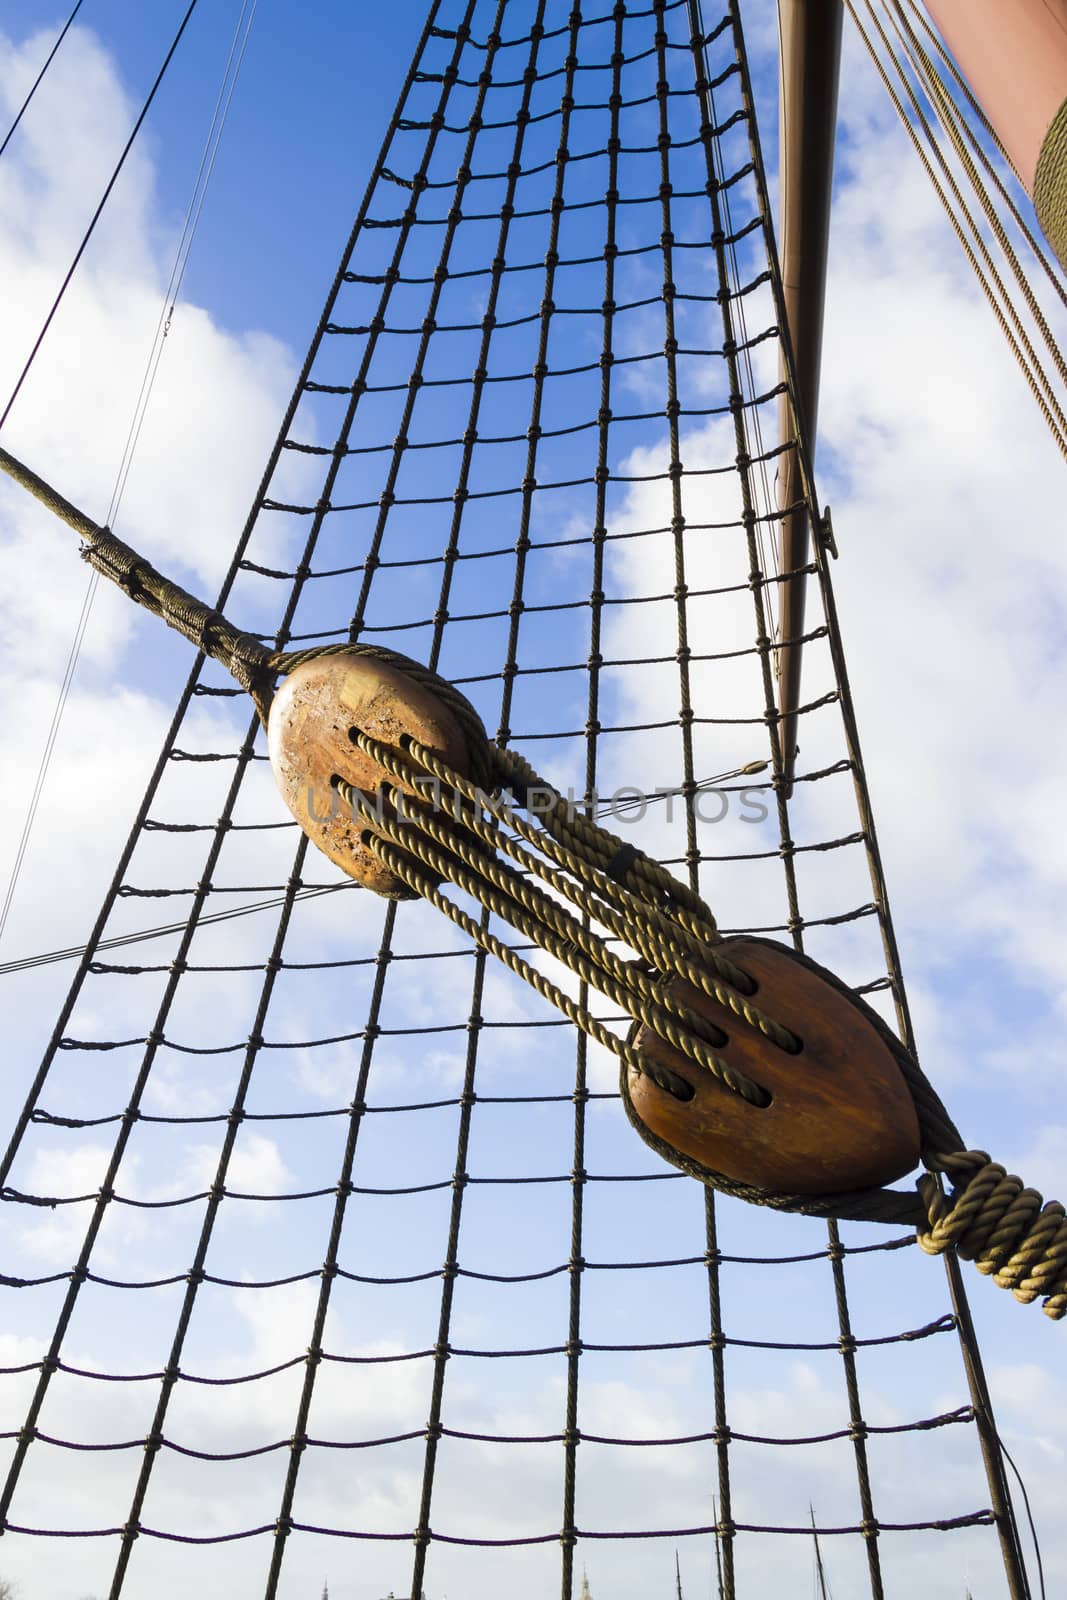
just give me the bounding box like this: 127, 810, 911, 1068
919, 1151, 1067, 1320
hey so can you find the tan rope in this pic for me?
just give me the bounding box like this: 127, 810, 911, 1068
347, 738, 799, 1055
389, 734, 792, 1041
336, 774, 772, 1106
901, 0, 1067, 305
494, 744, 716, 925
919, 1152, 1067, 1320
404, 736, 759, 998
1034, 96, 1067, 276
348, 731, 1067, 1306
356, 827, 690, 1099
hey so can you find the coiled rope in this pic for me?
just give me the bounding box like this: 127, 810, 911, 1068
920, 1152, 1067, 1321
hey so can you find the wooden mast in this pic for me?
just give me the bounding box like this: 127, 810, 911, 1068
775, 0, 843, 791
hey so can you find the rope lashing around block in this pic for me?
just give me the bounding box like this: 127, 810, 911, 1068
919, 1152, 1067, 1320
2, 442, 1065, 1315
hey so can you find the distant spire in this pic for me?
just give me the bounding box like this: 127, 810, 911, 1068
810, 1505, 831, 1600
579, 1566, 592, 1600
712, 1496, 725, 1600
321, 1584, 329, 1600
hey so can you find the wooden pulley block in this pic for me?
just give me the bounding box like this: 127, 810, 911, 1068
624, 937, 922, 1196
267, 651, 473, 899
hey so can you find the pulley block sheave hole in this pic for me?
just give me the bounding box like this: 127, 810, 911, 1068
626, 937, 921, 1196
267, 651, 474, 900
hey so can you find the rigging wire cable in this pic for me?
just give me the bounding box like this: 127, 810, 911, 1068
106, 0, 259, 529
0, 0, 201, 434
0, 0, 86, 163
0, 0, 256, 957
995, 1422, 1047, 1600
0, 764, 767, 977
0, 571, 98, 954
0, 883, 355, 977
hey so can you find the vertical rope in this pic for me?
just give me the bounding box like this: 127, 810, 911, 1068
719, 1, 1036, 1593
670, 8, 740, 1596
489, 8, 605, 1594
703, 1189, 736, 1598
560, 4, 623, 1592
404, 10, 553, 1596
260, 9, 491, 1594
0, 0, 451, 1579
826, 1221, 886, 1598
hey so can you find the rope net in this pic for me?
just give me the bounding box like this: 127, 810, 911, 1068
0, 2, 1036, 1597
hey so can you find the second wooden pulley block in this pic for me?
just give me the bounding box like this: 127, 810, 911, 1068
624, 937, 922, 1197
267, 651, 476, 900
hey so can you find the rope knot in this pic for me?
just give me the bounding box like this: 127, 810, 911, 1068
918, 1151, 1067, 1318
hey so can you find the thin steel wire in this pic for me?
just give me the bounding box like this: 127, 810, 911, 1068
0, 0, 86, 162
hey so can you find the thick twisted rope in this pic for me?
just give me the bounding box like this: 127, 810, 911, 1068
1034, 95, 1067, 274
340, 739, 790, 1102
81, 524, 277, 716
919, 1152, 1067, 1320
396, 736, 783, 1030
336, 774, 768, 1105
358, 734, 1067, 1303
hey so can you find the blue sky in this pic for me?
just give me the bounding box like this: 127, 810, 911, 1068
1, 0, 429, 339
0, 4, 1065, 1599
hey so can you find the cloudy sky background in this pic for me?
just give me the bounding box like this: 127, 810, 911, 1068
0, 2, 1064, 1597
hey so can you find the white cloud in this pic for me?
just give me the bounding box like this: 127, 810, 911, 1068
185, 1132, 291, 1207
0, 23, 306, 592
8, 1139, 124, 1263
